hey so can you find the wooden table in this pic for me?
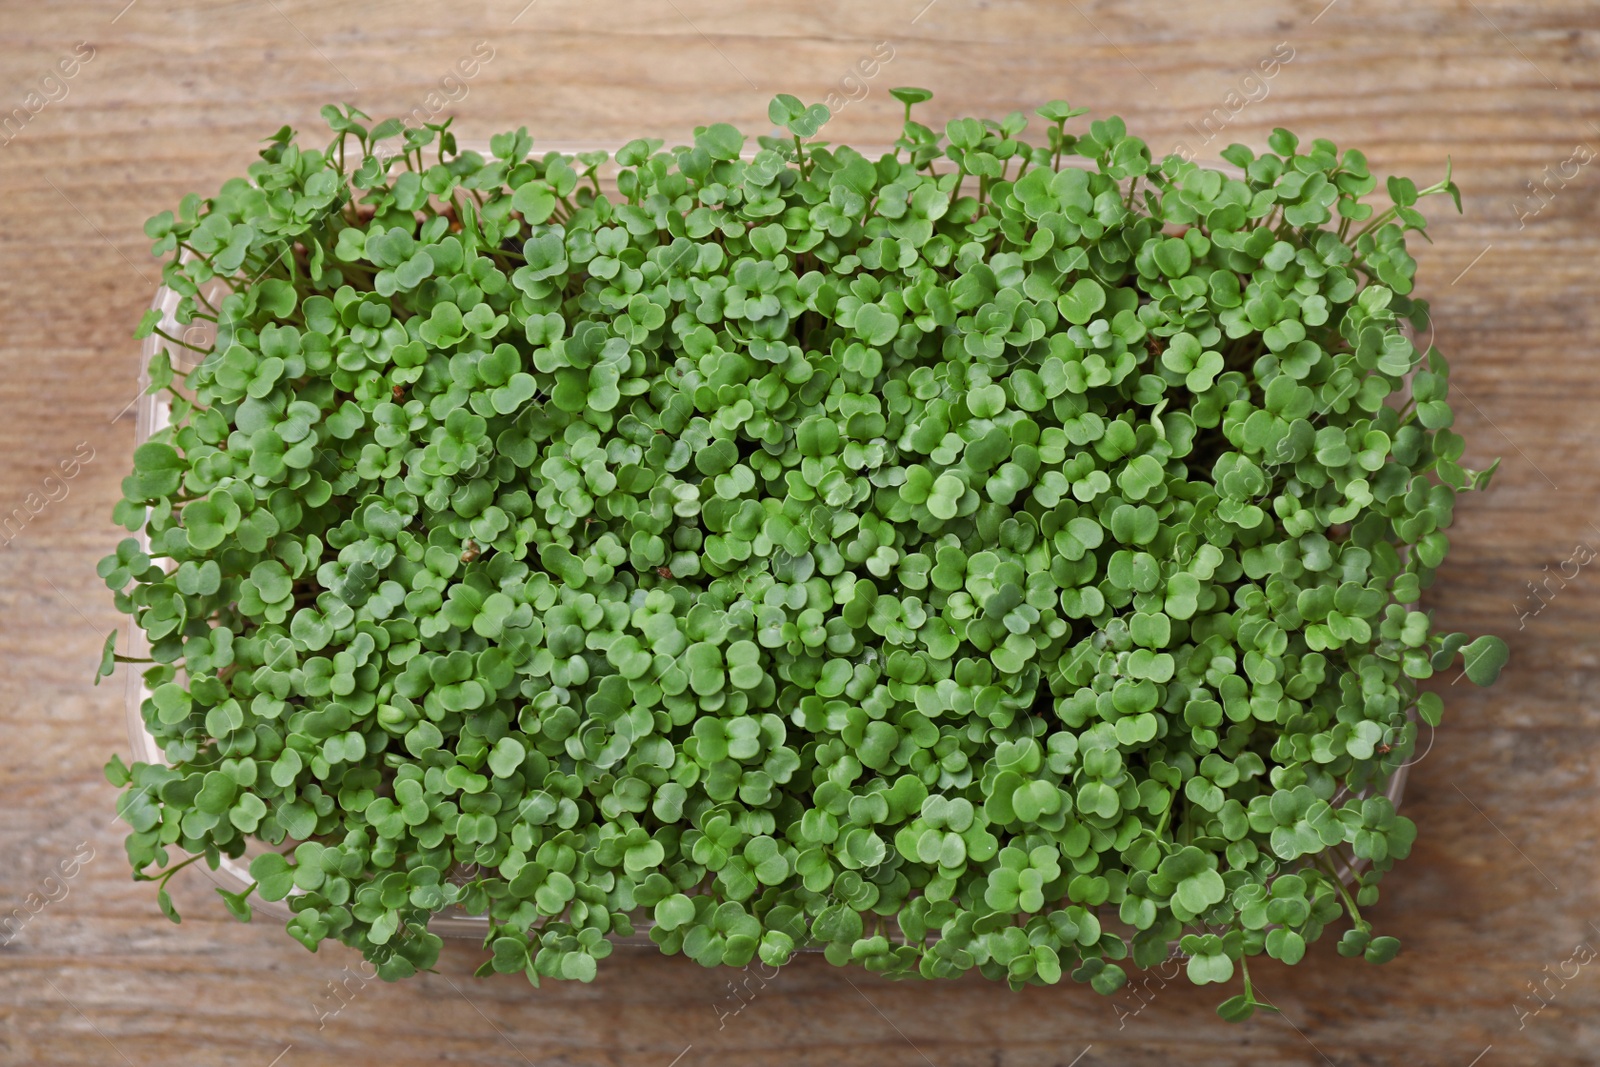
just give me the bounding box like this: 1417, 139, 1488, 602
2, 1, 1596, 1063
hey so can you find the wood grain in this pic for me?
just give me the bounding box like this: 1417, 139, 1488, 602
2, 1, 1598, 1063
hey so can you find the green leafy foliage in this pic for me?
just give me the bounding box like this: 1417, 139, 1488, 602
103, 94, 1502, 1014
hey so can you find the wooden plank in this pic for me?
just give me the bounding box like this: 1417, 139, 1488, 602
2, 2, 1597, 1063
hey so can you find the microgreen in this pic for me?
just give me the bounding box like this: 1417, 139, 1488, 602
102, 94, 1505, 1016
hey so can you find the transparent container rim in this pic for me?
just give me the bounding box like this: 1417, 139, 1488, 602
123, 139, 1385, 949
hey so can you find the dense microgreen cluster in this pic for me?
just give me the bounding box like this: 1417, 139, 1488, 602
101, 93, 1507, 1018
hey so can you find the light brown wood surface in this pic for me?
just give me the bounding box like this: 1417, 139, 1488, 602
2, 1, 1598, 1064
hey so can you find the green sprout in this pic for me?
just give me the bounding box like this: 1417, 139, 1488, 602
101, 93, 1506, 1017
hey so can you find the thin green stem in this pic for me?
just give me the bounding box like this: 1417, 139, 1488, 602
1314, 851, 1368, 929
1353, 205, 1398, 240
1152, 788, 1176, 843
154, 328, 210, 354
1353, 173, 1454, 241
157, 852, 205, 887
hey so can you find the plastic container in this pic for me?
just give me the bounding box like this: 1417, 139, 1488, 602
123, 141, 1406, 946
